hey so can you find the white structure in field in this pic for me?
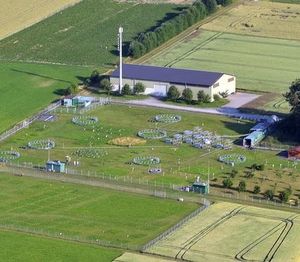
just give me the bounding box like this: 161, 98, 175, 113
110, 64, 236, 102
118, 26, 123, 95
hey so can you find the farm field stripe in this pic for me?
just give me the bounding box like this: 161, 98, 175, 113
175, 206, 244, 260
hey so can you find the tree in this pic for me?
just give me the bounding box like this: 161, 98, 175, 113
90, 70, 100, 85
197, 90, 206, 103
253, 185, 261, 194
279, 190, 291, 203
100, 79, 112, 95
281, 79, 300, 141
238, 180, 246, 192
202, 0, 217, 13
203, 94, 211, 103
133, 82, 145, 95
182, 88, 193, 103
222, 178, 233, 188
264, 189, 274, 200
65, 83, 79, 95
129, 41, 146, 58
167, 85, 180, 101
122, 84, 131, 96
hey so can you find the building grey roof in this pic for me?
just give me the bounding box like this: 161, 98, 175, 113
111, 64, 225, 87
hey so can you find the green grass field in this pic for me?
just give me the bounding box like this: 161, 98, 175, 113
0, 173, 197, 246
0, 230, 121, 262
0, 61, 91, 134
0, 0, 180, 67
1, 104, 299, 197
147, 30, 300, 93
147, 202, 300, 262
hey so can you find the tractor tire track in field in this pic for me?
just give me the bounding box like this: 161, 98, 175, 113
164, 31, 223, 68
235, 213, 298, 262
175, 206, 245, 260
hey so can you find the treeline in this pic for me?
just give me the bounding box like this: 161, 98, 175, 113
128, 0, 232, 58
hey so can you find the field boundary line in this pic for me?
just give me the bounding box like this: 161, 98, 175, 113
132, 0, 243, 65
141, 200, 210, 252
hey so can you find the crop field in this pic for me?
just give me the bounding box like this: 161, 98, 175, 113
1, 104, 300, 196
146, 202, 300, 262
202, 1, 300, 41
0, 173, 197, 246
147, 30, 300, 93
0, 0, 180, 67
0, 230, 121, 262
0, 0, 81, 40
0, 61, 91, 134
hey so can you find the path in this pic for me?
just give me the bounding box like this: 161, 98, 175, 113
114, 92, 277, 122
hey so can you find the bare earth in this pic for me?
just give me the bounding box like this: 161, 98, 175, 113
0, 0, 82, 40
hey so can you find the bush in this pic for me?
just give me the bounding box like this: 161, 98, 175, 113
213, 94, 221, 101
167, 85, 180, 101
133, 82, 145, 95
182, 88, 193, 103
253, 185, 261, 194
251, 163, 265, 171
122, 84, 131, 95
222, 178, 233, 189
203, 94, 211, 103
279, 190, 291, 203
264, 189, 274, 200
238, 180, 246, 192
219, 90, 229, 98
100, 79, 112, 95
197, 90, 205, 103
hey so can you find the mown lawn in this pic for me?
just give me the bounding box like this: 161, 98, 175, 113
0, 174, 198, 246
0, 61, 91, 133
0, 230, 121, 262
0, 0, 180, 66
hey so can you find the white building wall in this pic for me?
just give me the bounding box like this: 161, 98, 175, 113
210, 74, 236, 99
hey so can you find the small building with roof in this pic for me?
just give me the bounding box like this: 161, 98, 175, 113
46, 160, 66, 173
62, 96, 93, 108
110, 64, 236, 102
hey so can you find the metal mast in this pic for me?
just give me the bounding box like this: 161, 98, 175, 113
118, 26, 123, 95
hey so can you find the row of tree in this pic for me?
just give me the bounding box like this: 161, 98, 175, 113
129, 0, 231, 58
100, 78, 146, 95
167, 85, 213, 103
222, 178, 295, 203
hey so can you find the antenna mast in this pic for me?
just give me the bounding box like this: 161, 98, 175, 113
118, 26, 123, 95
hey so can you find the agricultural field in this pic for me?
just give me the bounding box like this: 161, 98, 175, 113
0, 0, 181, 67
202, 1, 300, 41
0, 230, 121, 262
0, 0, 81, 40
146, 202, 300, 262
0, 61, 91, 134
147, 30, 300, 93
1, 104, 299, 197
0, 173, 197, 246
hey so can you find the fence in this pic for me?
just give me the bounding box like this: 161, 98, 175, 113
54, 97, 112, 114
141, 201, 210, 252
0, 101, 60, 142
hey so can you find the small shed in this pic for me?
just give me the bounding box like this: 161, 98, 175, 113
62, 95, 75, 107
62, 96, 93, 108
243, 131, 266, 148
46, 161, 66, 173
192, 180, 209, 194
288, 146, 300, 159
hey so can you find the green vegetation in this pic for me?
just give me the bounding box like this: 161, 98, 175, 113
0, 230, 121, 262
271, 0, 300, 4
147, 202, 300, 261
0, 0, 178, 66
0, 174, 197, 246
0, 61, 90, 133
148, 30, 300, 93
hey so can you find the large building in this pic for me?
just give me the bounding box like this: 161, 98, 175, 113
110, 64, 236, 102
